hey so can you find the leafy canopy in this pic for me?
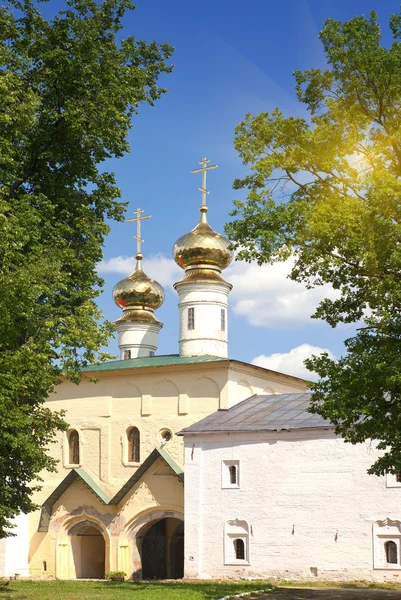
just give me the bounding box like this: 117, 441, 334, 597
0, 0, 173, 537
226, 10, 401, 475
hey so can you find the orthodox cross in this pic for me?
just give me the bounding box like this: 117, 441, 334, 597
126, 208, 151, 255
191, 157, 218, 207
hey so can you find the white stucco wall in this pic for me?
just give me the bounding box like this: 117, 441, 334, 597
184, 430, 401, 582
0, 538, 5, 576
0, 514, 30, 577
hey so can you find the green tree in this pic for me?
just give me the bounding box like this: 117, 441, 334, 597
0, 0, 173, 537
226, 10, 401, 476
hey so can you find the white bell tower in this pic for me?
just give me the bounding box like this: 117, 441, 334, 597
173, 158, 233, 358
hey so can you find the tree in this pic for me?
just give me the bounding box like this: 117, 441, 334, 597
226, 10, 401, 476
0, 0, 173, 537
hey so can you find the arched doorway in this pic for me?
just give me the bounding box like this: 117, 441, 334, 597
139, 517, 183, 579
69, 521, 105, 579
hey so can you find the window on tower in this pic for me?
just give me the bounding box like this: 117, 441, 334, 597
188, 307, 195, 330
123, 349, 131, 360
221, 309, 226, 331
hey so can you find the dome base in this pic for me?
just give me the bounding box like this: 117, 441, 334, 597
115, 320, 163, 360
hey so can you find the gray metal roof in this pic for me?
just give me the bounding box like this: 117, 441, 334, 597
177, 393, 332, 435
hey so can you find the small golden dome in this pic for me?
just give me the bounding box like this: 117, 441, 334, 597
173, 208, 233, 271
113, 255, 165, 311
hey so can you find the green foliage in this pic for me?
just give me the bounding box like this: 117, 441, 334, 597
0, 0, 173, 537
226, 10, 401, 475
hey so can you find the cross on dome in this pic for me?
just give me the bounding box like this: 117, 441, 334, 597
191, 157, 217, 209
126, 207, 151, 258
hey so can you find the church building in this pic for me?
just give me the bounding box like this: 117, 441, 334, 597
0, 158, 307, 580
1, 158, 399, 583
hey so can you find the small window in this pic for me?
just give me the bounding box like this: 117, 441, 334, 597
149, 351, 155, 357
128, 427, 140, 463
229, 465, 237, 485
221, 309, 226, 331
123, 349, 131, 360
386, 541, 398, 564
188, 307, 195, 330
396, 471, 401, 483
160, 429, 172, 443
234, 538, 245, 560
222, 460, 240, 488
69, 430, 80, 465
224, 520, 249, 565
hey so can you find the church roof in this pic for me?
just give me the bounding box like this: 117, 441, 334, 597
82, 353, 223, 373
81, 355, 308, 386
177, 393, 332, 435
38, 468, 111, 532
38, 448, 183, 532
110, 446, 184, 505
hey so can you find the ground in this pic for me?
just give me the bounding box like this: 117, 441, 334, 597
2, 581, 401, 600
264, 589, 401, 600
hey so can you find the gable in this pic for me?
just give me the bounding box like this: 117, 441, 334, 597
38, 448, 184, 532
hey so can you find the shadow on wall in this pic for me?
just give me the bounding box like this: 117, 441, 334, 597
69, 522, 105, 579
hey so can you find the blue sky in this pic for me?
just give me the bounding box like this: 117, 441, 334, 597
49, 0, 399, 377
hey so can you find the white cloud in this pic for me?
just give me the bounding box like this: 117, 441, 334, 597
226, 257, 338, 328
98, 253, 182, 289
99, 253, 339, 329
252, 343, 336, 380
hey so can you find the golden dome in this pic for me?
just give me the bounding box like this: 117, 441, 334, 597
113, 255, 165, 312
173, 208, 233, 271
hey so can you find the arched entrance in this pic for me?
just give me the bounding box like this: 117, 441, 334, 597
69, 521, 105, 579
139, 517, 184, 579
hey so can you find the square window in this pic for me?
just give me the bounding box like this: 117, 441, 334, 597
222, 460, 240, 489
386, 473, 401, 488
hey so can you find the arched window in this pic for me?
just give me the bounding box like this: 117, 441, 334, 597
234, 538, 245, 560
229, 465, 237, 485
128, 427, 140, 463
385, 541, 398, 564
69, 430, 80, 465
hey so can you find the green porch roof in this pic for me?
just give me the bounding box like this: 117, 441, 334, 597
38, 468, 111, 532
38, 448, 184, 532
82, 354, 224, 373
110, 447, 184, 505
